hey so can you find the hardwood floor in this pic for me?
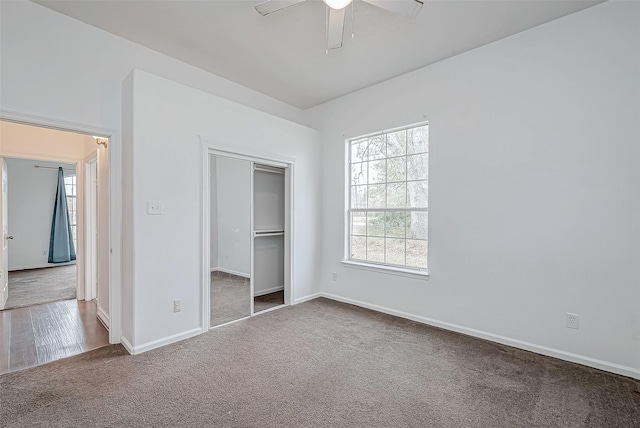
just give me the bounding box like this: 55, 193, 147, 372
0, 299, 109, 375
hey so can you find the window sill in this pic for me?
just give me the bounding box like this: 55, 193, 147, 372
340, 260, 430, 280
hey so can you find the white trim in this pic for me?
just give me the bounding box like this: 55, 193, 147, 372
254, 285, 284, 297
0, 109, 122, 345
210, 316, 251, 330
201, 146, 211, 332
199, 137, 296, 166
293, 292, 322, 304
314, 293, 640, 380
213, 267, 251, 279
120, 336, 134, 354
340, 260, 429, 279
127, 327, 202, 355
97, 306, 110, 330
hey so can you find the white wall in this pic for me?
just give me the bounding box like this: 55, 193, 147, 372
0, 0, 312, 131
309, 1, 640, 378
122, 70, 321, 350
5, 158, 76, 270
215, 156, 251, 277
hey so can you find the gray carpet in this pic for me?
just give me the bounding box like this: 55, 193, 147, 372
1, 298, 638, 427
4, 265, 76, 310
210, 271, 250, 327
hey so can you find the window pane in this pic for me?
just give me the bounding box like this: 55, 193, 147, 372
385, 212, 406, 238
351, 185, 367, 209
385, 238, 405, 266
387, 156, 406, 182
65, 184, 73, 195
366, 212, 385, 238
367, 136, 386, 160
351, 139, 368, 163
406, 153, 428, 181
368, 160, 386, 184
407, 126, 428, 154
351, 212, 366, 236
347, 123, 428, 271
367, 237, 385, 263
406, 240, 427, 268
407, 212, 428, 240
407, 180, 428, 208
351, 236, 366, 260
387, 130, 406, 157
367, 184, 386, 208
351, 162, 367, 186
386, 182, 406, 208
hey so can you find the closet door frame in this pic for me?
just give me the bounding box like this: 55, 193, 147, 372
200, 139, 295, 331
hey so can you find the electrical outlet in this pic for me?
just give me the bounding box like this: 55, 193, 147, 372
173, 299, 182, 313
566, 313, 579, 330
42, 250, 47, 256
331, 272, 337, 281
147, 200, 163, 215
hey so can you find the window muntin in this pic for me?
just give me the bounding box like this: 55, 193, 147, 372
347, 123, 428, 271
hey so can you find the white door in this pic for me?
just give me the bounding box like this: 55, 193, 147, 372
1, 158, 9, 310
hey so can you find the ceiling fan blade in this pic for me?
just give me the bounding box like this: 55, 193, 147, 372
363, 0, 424, 18
327, 6, 346, 50
255, 0, 306, 16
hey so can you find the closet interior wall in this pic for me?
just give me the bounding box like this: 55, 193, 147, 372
253, 166, 285, 300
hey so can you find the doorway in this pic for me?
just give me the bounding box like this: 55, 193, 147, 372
204, 148, 293, 330
0, 120, 111, 373
2, 158, 78, 310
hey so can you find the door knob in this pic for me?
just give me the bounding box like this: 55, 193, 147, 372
6, 236, 13, 240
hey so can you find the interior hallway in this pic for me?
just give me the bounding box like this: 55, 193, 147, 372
0, 299, 109, 375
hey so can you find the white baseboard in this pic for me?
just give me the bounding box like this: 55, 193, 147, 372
128, 327, 203, 355
120, 336, 134, 354
9, 262, 76, 271
293, 292, 322, 304
97, 307, 110, 330
213, 267, 250, 279
254, 286, 284, 297
315, 293, 640, 380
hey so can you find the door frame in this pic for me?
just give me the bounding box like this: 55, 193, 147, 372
84, 154, 98, 301
0, 154, 86, 300
201, 137, 295, 332
0, 109, 122, 344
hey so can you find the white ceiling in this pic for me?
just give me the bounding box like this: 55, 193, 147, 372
33, 0, 602, 109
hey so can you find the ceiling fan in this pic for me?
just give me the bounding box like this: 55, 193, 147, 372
255, 0, 424, 51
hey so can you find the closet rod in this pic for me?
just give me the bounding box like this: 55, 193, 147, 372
254, 232, 285, 237
254, 165, 285, 175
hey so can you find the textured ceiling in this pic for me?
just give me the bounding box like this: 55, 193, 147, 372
33, 0, 603, 109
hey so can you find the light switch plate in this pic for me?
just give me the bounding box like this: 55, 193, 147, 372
147, 200, 163, 215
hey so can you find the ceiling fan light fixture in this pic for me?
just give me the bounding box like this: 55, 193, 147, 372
323, 0, 353, 10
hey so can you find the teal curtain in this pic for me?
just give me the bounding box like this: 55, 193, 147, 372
48, 167, 76, 263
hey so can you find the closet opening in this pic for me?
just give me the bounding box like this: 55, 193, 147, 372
203, 147, 293, 331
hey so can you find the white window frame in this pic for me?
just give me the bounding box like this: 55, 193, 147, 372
343, 122, 430, 279
64, 173, 77, 248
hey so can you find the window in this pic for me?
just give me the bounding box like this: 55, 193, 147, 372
347, 123, 428, 272
64, 174, 77, 248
